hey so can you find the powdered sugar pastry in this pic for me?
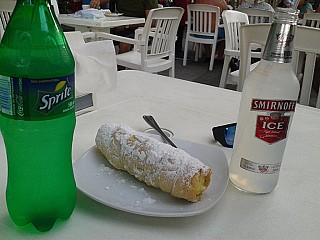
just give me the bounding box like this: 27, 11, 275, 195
95, 123, 212, 202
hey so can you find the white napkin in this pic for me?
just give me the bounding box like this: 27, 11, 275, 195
73, 40, 117, 94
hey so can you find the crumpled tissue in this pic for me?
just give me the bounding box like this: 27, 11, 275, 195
74, 9, 106, 19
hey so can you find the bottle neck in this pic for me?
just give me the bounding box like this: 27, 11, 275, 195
15, 0, 54, 16
262, 8, 299, 64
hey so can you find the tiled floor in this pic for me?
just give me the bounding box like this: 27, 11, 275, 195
157, 56, 226, 88
174, 58, 224, 87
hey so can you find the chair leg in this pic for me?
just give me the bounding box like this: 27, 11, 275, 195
199, 44, 203, 59
317, 86, 320, 108
299, 53, 316, 106
209, 42, 217, 71
183, 37, 189, 67
169, 62, 175, 78
209, 54, 214, 71
219, 55, 231, 88
195, 44, 199, 62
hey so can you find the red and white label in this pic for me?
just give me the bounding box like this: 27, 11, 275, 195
251, 99, 296, 144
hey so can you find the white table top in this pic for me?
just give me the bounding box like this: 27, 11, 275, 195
58, 14, 145, 32
1, 70, 320, 239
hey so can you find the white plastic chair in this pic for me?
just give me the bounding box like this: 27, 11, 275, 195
292, 13, 320, 86
236, 8, 274, 23
219, 10, 261, 89
302, 12, 320, 28
95, 7, 184, 77
64, 31, 96, 46
239, 24, 320, 108
182, 4, 221, 71
51, 0, 60, 16
0, 0, 15, 39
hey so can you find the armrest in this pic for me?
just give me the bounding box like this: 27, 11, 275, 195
80, 32, 96, 42
135, 27, 144, 36
95, 32, 145, 46
81, 32, 95, 40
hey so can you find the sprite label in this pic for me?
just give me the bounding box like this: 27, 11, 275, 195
0, 74, 75, 120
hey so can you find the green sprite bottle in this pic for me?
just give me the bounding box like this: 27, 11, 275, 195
0, 0, 76, 231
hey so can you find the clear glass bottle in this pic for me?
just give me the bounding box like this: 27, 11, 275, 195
229, 8, 300, 194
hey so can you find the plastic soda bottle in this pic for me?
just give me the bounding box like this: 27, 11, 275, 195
229, 8, 299, 194
0, 0, 76, 231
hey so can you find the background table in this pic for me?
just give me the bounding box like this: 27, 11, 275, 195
1, 70, 320, 239
58, 14, 145, 33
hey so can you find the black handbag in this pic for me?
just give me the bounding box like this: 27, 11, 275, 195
229, 57, 240, 72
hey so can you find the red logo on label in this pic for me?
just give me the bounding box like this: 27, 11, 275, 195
255, 114, 290, 144
258, 165, 269, 173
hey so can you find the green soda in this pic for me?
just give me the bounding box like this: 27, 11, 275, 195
0, 0, 76, 231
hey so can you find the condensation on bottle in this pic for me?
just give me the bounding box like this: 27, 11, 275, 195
229, 8, 300, 194
0, 0, 76, 231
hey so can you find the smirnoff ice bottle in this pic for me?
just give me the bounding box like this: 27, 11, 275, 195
229, 8, 299, 194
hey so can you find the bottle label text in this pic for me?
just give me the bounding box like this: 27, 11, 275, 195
0, 74, 75, 120
251, 99, 296, 144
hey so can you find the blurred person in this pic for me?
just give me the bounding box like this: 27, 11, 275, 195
173, 0, 191, 59
87, 0, 158, 17
81, 0, 105, 8
158, 0, 172, 7
237, 0, 274, 12
297, 0, 314, 18
86, 0, 158, 53
277, 0, 292, 8
316, 0, 320, 12
87, 0, 108, 9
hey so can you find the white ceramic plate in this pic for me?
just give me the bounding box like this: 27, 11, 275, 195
104, 12, 123, 17
73, 137, 229, 217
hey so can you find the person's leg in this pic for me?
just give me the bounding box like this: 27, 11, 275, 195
175, 26, 184, 54
112, 27, 136, 54
216, 27, 225, 60
204, 27, 225, 62
175, 25, 185, 58
119, 42, 132, 54
216, 41, 225, 60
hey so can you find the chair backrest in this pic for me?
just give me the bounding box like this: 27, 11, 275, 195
238, 23, 270, 90
236, 8, 273, 23
51, 0, 60, 16
222, 10, 249, 52
187, 4, 220, 38
302, 13, 320, 28
0, 0, 16, 39
239, 24, 320, 108
140, 7, 184, 65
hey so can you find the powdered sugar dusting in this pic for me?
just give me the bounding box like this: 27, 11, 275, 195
97, 163, 158, 205
143, 196, 156, 204
98, 164, 115, 175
